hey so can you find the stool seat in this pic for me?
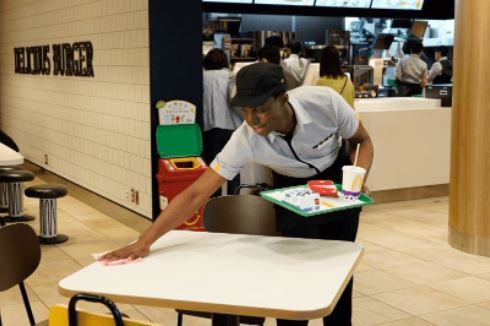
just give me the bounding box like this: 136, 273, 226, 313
0, 169, 35, 222
0, 166, 21, 214
0, 170, 34, 182
24, 183, 69, 245
25, 184, 67, 199
0, 166, 21, 172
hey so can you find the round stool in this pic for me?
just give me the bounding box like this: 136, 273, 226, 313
0, 166, 22, 213
25, 184, 68, 244
0, 170, 35, 222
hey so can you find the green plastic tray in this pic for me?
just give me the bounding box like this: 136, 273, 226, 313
156, 124, 203, 158
260, 184, 374, 217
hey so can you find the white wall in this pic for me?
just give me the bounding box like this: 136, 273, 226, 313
0, 0, 152, 218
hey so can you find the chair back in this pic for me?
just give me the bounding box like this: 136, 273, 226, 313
49, 293, 159, 326
202, 195, 279, 236
0, 223, 41, 291
48, 305, 159, 326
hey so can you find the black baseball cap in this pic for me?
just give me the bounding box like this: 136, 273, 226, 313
231, 62, 288, 107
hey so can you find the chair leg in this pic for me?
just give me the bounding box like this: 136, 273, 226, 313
18, 282, 35, 326
177, 311, 183, 326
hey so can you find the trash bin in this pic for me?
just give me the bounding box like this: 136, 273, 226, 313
156, 123, 207, 231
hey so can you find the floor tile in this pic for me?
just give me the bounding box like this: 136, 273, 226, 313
375, 317, 436, 325
361, 248, 424, 269
381, 261, 469, 285
433, 252, 490, 275
427, 276, 490, 303
373, 286, 468, 315
354, 270, 417, 295
420, 305, 490, 326
0, 301, 48, 326
352, 297, 410, 326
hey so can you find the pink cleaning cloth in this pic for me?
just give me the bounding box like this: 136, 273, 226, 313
92, 251, 143, 266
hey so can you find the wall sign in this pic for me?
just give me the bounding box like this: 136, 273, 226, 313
14, 41, 94, 77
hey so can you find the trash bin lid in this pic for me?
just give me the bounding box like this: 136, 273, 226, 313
156, 124, 203, 158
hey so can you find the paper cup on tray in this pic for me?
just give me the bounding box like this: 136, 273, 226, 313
341, 165, 366, 201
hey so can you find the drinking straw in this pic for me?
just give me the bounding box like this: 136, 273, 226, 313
353, 143, 360, 167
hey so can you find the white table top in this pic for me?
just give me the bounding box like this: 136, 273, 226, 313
59, 230, 363, 320
0, 143, 23, 166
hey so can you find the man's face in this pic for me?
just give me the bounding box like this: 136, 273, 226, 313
241, 95, 286, 136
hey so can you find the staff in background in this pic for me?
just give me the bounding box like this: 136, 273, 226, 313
283, 41, 310, 85
396, 41, 428, 97
428, 46, 453, 84
258, 44, 301, 91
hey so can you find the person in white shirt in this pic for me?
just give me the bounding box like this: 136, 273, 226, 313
101, 63, 374, 325
396, 41, 428, 96
283, 41, 310, 84
202, 49, 242, 194
428, 46, 453, 84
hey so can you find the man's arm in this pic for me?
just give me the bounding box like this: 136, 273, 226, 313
101, 169, 226, 260
347, 121, 374, 187
427, 62, 442, 82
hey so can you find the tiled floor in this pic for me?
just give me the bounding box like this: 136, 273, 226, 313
2, 178, 490, 326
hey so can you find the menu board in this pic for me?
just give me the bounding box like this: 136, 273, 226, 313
202, 0, 253, 3
371, 0, 424, 10
254, 0, 315, 6
316, 0, 371, 8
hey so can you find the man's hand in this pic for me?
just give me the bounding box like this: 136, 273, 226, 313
361, 184, 371, 195
99, 241, 150, 262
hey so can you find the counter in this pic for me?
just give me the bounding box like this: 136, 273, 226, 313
356, 97, 451, 192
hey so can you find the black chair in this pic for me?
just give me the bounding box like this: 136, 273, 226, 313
0, 169, 35, 223
0, 223, 41, 326
177, 195, 279, 326
25, 184, 68, 244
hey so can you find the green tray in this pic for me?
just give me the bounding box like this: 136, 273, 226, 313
156, 124, 203, 158
260, 184, 374, 217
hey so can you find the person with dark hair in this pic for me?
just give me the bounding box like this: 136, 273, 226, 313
396, 40, 428, 96
202, 48, 229, 71
257, 44, 281, 66
316, 45, 355, 109
283, 41, 310, 84
428, 46, 453, 84
264, 35, 285, 48
202, 49, 242, 194
101, 62, 374, 326
258, 44, 301, 90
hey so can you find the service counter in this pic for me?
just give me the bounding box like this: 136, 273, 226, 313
356, 97, 451, 194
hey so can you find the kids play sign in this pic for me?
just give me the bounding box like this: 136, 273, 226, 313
14, 41, 94, 77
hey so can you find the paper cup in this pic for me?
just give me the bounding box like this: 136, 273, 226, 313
341, 165, 366, 201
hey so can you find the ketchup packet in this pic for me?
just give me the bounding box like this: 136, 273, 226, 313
307, 180, 338, 197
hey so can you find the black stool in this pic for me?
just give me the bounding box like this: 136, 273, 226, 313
25, 184, 68, 244
0, 166, 22, 213
0, 170, 35, 223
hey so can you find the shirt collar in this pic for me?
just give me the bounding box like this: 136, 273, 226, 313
439, 56, 448, 62
267, 94, 313, 143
